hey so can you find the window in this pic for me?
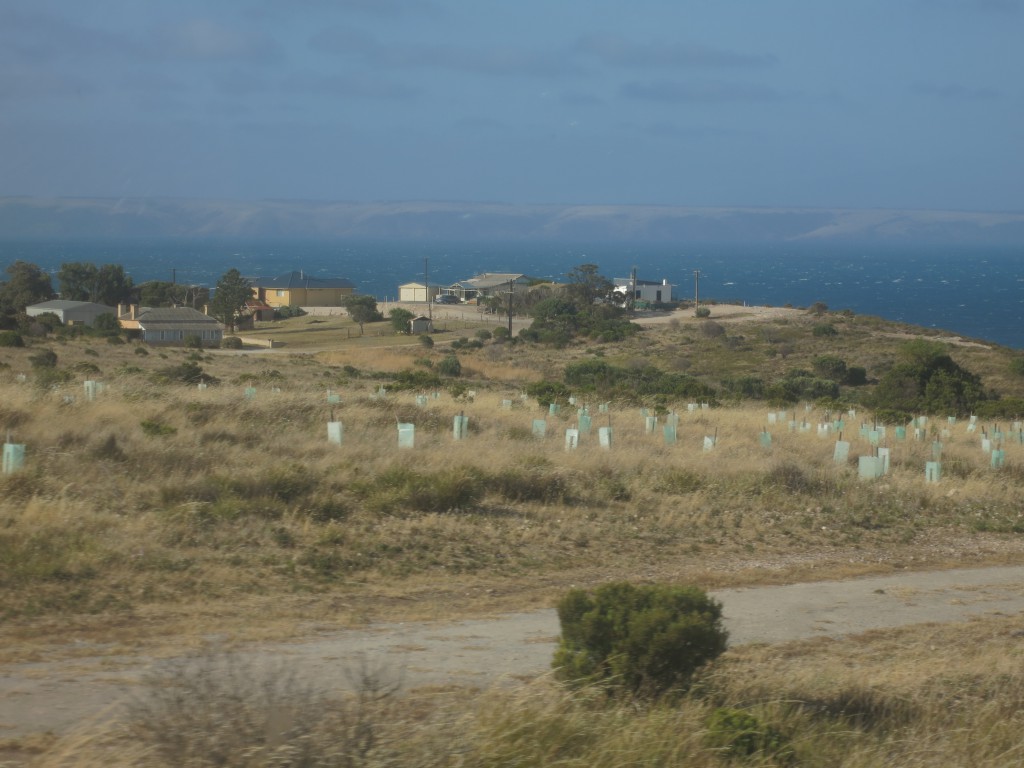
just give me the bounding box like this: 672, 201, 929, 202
276, 290, 285, 297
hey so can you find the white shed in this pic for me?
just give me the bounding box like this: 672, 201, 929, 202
398, 282, 442, 303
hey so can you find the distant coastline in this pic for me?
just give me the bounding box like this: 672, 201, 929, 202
2, 196, 1023, 245
2, 236, 1021, 350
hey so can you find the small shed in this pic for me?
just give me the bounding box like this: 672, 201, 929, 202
26, 300, 117, 326
409, 315, 433, 334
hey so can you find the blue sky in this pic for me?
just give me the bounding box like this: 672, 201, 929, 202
1, 0, 1021, 210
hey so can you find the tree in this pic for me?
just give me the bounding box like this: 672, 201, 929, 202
553, 582, 728, 700
57, 262, 133, 306
209, 269, 252, 332
565, 263, 615, 307
342, 295, 382, 335
389, 307, 414, 333
0, 261, 53, 314
92, 264, 134, 306
870, 340, 985, 418
138, 280, 210, 309
56, 262, 96, 301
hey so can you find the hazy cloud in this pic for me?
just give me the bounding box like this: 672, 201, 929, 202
149, 19, 282, 63
622, 80, 784, 103
0, 8, 135, 61
311, 27, 575, 77
576, 35, 777, 70
259, 0, 439, 17
911, 81, 1000, 100
279, 71, 418, 99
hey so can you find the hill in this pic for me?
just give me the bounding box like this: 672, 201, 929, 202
2, 196, 1024, 244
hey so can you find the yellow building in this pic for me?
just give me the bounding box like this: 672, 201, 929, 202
253, 271, 356, 308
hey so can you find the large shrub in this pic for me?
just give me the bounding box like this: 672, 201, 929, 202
0, 331, 24, 347
553, 582, 728, 700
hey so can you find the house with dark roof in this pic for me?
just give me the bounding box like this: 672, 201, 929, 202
26, 300, 117, 326
251, 271, 356, 308
443, 273, 530, 303
117, 305, 224, 346
613, 277, 673, 305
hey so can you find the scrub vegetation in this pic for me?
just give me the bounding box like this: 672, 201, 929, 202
3, 302, 1024, 765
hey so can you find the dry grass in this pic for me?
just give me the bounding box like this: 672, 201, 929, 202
25, 616, 1024, 767
3, 318, 1024, 763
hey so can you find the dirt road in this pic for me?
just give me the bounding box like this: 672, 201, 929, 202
3, 565, 1024, 740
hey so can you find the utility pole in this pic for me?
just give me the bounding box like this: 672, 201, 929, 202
425, 256, 432, 323
507, 278, 514, 336
630, 266, 637, 314
694, 268, 700, 316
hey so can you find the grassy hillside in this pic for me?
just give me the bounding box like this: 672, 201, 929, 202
3, 306, 1024, 765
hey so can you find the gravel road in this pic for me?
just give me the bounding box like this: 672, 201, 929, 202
3, 565, 1024, 740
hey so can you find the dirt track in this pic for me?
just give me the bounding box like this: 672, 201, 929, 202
4, 565, 1024, 741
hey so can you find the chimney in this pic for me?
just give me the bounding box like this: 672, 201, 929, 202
130, 304, 138, 320
117, 303, 126, 317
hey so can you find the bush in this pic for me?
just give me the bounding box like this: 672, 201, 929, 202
419, 333, 434, 348
812, 323, 838, 337
436, 354, 462, 377
0, 331, 24, 347
221, 336, 243, 349
705, 707, 793, 762
475, 328, 492, 341
29, 349, 57, 368
183, 333, 203, 349
553, 582, 728, 700
695, 306, 711, 318
492, 326, 511, 341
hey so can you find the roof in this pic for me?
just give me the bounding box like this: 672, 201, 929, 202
465, 273, 527, 290
27, 300, 115, 312
253, 271, 355, 290
135, 307, 222, 327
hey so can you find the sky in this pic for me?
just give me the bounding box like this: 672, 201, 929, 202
1, 0, 1021, 211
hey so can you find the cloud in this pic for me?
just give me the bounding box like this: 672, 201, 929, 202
258, 0, 440, 17
279, 71, 418, 99
911, 81, 1000, 100
310, 27, 574, 77
0, 8, 135, 61
575, 35, 777, 70
621, 80, 784, 103
149, 19, 282, 63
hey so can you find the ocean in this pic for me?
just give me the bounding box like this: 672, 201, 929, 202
1, 238, 1022, 349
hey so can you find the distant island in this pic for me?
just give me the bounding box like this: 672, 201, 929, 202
2, 196, 1023, 245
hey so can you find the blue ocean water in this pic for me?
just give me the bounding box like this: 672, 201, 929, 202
1, 238, 1022, 349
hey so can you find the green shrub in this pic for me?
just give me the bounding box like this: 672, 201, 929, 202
221, 336, 243, 349
419, 333, 434, 348
475, 328, 492, 341
705, 707, 793, 762
812, 323, 838, 337
29, 349, 57, 368
437, 354, 462, 377
695, 306, 711, 318
140, 420, 177, 438
183, 334, 203, 349
134, 345, 149, 356
553, 582, 728, 700
0, 331, 24, 347
492, 326, 511, 341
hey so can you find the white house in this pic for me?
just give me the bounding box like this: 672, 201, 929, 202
26, 300, 117, 326
613, 277, 673, 305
